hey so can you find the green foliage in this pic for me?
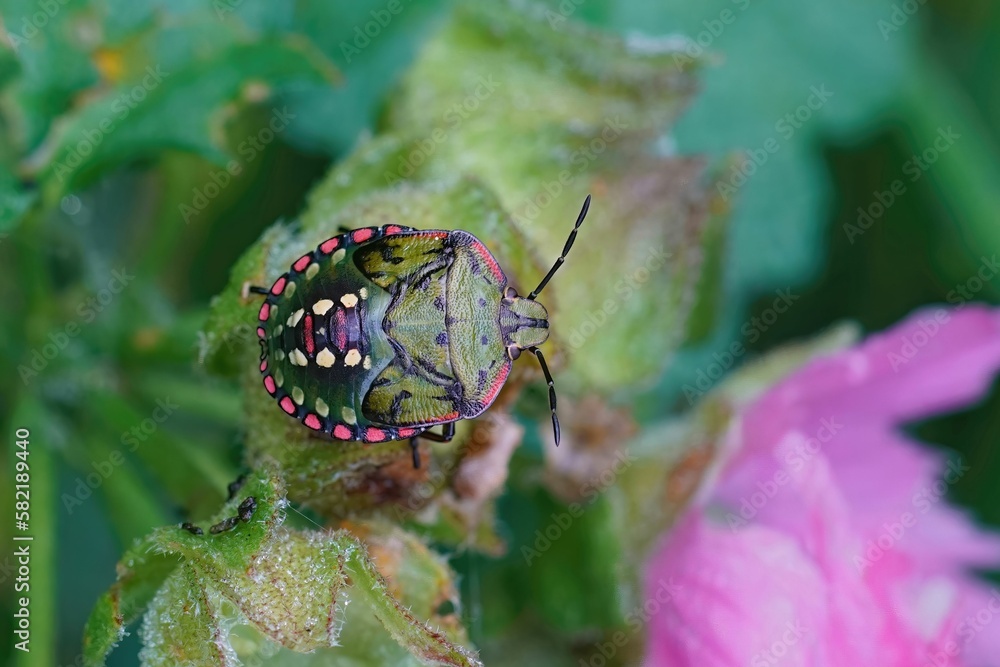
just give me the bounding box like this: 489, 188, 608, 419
83, 467, 479, 667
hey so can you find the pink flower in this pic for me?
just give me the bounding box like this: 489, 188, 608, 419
644, 307, 1000, 667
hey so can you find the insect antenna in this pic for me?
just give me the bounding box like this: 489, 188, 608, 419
247, 285, 269, 296
529, 347, 560, 446
527, 194, 591, 300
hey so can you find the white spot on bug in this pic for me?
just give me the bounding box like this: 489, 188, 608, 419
340, 293, 359, 308
342, 406, 357, 424
274, 368, 284, 387
315, 397, 330, 417
312, 299, 335, 315
359, 287, 369, 300
290, 348, 308, 366
344, 349, 362, 367
363, 355, 372, 370
275, 349, 286, 361
331, 248, 346, 264
274, 324, 284, 336
285, 281, 297, 297
287, 309, 304, 327
305, 263, 320, 280
292, 387, 305, 405
316, 348, 336, 368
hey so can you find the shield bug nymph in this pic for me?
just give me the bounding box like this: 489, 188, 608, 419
249, 195, 592, 468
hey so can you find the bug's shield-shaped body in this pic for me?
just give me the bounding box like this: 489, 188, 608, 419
257, 225, 513, 443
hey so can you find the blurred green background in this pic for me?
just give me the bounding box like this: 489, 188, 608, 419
2, 0, 999, 665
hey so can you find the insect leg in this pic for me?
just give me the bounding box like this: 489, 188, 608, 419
409, 422, 456, 469
419, 422, 456, 443
241, 281, 268, 299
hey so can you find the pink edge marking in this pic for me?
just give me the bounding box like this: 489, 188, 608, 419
260, 360, 268, 372
320, 237, 340, 254
280, 396, 296, 415
263, 376, 276, 395
257, 327, 267, 339
352, 228, 375, 243
364, 427, 387, 442
385, 225, 403, 235
398, 428, 417, 438
303, 414, 322, 430
333, 424, 352, 440
483, 363, 511, 406
293, 254, 312, 273
258, 302, 270, 321
471, 239, 505, 282
303, 313, 315, 356
270, 276, 287, 296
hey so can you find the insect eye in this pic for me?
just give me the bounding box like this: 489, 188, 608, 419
504, 286, 517, 300
507, 344, 521, 361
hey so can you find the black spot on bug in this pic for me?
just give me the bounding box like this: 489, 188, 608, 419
209, 516, 240, 534
433, 296, 445, 311
391, 390, 412, 422
477, 369, 489, 392
478, 298, 487, 308
481, 335, 488, 346
181, 522, 203, 536
238, 496, 257, 522
436, 332, 448, 346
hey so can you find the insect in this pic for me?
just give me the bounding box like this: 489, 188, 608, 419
180, 521, 203, 536
248, 195, 592, 468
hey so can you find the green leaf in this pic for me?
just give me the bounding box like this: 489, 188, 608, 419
139, 564, 238, 667
82, 538, 181, 667
85, 465, 481, 666
29, 37, 338, 199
